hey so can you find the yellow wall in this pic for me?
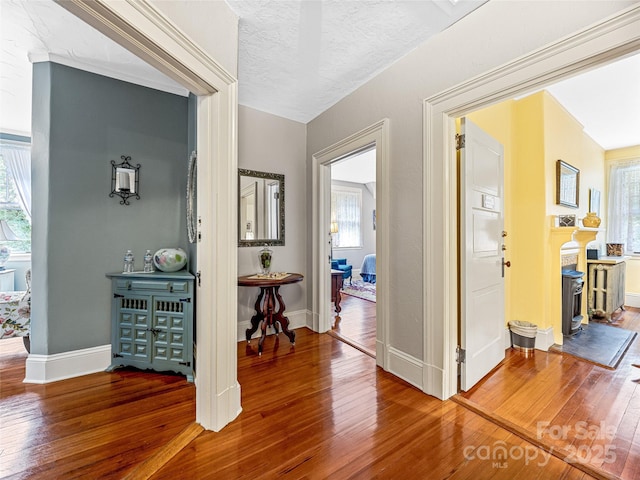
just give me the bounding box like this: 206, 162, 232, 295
467, 91, 607, 344
606, 146, 640, 300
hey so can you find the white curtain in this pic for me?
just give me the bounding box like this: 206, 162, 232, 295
331, 187, 362, 248
608, 159, 640, 253
0, 142, 31, 222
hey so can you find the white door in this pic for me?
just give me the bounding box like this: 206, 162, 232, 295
459, 118, 506, 391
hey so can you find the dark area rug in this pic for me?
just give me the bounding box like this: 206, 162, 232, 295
551, 322, 637, 369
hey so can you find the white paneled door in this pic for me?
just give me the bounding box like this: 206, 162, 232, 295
459, 118, 506, 391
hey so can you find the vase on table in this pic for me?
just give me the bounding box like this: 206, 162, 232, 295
259, 245, 272, 275
582, 212, 601, 228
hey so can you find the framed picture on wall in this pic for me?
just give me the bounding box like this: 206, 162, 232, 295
556, 160, 579, 208
589, 188, 601, 216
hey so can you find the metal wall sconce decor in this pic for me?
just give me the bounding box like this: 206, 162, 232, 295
110, 155, 140, 205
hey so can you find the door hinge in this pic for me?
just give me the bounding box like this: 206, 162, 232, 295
456, 346, 466, 364
196, 271, 201, 287
179, 361, 191, 366
456, 134, 465, 151
180, 297, 192, 303
113, 293, 124, 298
113, 353, 123, 358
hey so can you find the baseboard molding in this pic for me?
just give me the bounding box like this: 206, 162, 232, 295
387, 346, 423, 390
626, 293, 640, 308
421, 360, 445, 400
24, 344, 111, 384
534, 327, 555, 351
504, 326, 554, 352
237, 309, 308, 342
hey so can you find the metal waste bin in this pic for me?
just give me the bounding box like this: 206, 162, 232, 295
508, 320, 537, 352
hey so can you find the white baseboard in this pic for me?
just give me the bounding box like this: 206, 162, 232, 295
386, 346, 423, 390
24, 344, 112, 384
237, 309, 308, 342
626, 293, 640, 308
504, 326, 554, 352
534, 327, 555, 351
421, 360, 445, 400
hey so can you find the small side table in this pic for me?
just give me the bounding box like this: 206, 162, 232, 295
238, 273, 303, 355
0, 269, 16, 291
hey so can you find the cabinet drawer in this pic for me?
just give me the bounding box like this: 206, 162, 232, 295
115, 279, 190, 293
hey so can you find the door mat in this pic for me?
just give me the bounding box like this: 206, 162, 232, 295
550, 322, 637, 369
341, 280, 376, 303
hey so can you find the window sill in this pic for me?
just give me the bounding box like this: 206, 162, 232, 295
8, 252, 31, 262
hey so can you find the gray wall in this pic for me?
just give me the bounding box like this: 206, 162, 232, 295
31, 62, 189, 355
237, 105, 307, 323
331, 179, 376, 274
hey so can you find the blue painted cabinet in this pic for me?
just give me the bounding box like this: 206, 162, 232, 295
106, 271, 195, 382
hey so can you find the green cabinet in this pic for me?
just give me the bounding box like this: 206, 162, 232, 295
106, 271, 195, 382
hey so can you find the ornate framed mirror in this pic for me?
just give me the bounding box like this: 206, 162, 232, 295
238, 169, 284, 246
187, 151, 197, 243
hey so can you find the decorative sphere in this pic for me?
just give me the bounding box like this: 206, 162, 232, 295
153, 247, 188, 272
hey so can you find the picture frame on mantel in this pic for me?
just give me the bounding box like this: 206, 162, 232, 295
589, 188, 601, 217
556, 160, 579, 208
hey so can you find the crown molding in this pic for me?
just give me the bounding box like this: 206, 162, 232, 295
28, 52, 189, 97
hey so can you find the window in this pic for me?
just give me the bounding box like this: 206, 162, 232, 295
0, 142, 31, 253
331, 186, 362, 248
608, 160, 640, 254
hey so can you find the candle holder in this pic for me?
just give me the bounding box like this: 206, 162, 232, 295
110, 155, 140, 205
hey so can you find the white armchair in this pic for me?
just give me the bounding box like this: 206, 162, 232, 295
0, 269, 31, 350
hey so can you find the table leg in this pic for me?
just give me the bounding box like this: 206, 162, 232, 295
258, 287, 277, 355
246, 287, 266, 343
273, 286, 295, 345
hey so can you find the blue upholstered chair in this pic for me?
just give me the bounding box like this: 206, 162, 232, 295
331, 258, 353, 285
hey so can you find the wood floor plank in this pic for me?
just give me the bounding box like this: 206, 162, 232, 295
7, 304, 640, 479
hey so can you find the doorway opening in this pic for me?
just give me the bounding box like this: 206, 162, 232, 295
328, 147, 377, 357
312, 118, 389, 369
423, 10, 640, 400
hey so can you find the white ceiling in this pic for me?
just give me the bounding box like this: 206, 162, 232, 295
331, 148, 376, 185
0, 0, 187, 136
1, 0, 639, 156
545, 53, 640, 151
224, 0, 487, 123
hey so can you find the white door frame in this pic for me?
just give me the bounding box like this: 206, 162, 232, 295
312, 119, 389, 367
422, 5, 640, 400
58, 0, 241, 431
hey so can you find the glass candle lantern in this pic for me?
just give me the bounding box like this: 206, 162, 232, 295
259, 245, 273, 274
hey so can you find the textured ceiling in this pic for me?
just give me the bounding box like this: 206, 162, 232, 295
1, 0, 638, 152
225, 0, 488, 123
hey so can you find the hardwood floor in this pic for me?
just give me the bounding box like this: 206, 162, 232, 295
0, 336, 196, 479
459, 307, 640, 480
0, 325, 609, 479
329, 291, 376, 356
